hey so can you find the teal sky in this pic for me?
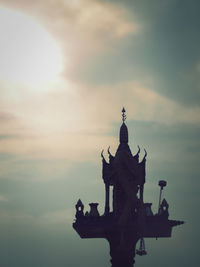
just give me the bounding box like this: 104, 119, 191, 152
0, 0, 199, 266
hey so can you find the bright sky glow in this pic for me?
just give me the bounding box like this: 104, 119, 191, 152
0, 7, 63, 89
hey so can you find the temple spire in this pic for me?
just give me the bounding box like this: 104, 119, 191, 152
119, 108, 128, 144
73, 108, 184, 267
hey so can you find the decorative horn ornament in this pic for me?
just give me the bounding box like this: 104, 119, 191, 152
133, 145, 140, 160
144, 149, 147, 159
101, 149, 105, 159
108, 146, 114, 157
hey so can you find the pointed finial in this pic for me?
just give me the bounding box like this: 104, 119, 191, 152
122, 107, 126, 122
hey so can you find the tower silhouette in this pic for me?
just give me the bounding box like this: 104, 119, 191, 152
73, 108, 184, 267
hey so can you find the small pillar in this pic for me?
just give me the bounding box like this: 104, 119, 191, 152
105, 183, 110, 215
140, 185, 144, 202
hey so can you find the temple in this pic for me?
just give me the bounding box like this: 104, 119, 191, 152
73, 108, 184, 267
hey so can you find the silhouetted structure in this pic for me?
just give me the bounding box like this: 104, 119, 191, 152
73, 108, 184, 267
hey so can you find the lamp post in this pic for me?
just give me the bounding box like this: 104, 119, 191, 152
158, 180, 167, 214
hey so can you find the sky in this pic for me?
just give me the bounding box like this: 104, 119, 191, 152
0, 0, 199, 266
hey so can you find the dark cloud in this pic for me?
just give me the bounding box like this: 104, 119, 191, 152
71, 0, 200, 106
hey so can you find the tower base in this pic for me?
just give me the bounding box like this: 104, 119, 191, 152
106, 229, 139, 267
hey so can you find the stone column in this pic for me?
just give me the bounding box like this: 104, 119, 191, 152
106, 230, 139, 267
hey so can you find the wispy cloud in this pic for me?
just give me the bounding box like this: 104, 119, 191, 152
0, 81, 199, 164
0, 194, 8, 202
0, 208, 73, 226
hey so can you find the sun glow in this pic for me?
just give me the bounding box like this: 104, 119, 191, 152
0, 7, 63, 89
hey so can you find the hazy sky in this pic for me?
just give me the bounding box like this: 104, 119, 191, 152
0, 0, 199, 266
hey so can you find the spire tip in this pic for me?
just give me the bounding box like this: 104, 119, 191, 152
122, 107, 126, 122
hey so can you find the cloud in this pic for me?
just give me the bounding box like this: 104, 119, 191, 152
38, 209, 74, 225
78, 81, 200, 126
0, 0, 199, 169
1, 0, 137, 39
0, 0, 138, 72
0, 194, 8, 202
0, 80, 199, 165
0, 210, 33, 225
0, 208, 73, 226
182, 61, 200, 95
